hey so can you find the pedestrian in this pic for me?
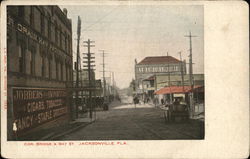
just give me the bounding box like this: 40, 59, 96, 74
161, 98, 164, 105
147, 97, 150, 103
153, 97, 157, 107
133, 96, 138, 108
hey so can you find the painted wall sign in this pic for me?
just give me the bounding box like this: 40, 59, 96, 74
7, 16, 59, 54
12, 87, 69, 136
136, 65, 180, 74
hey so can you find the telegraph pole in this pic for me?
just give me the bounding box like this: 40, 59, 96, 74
167, 52, 172, 103
112, 72, 115, 96
75, 16, 81, 119
83, 39, 95, 119
178, 51, 185, 92
185, 31, 197, 117
100, 50, 107, 102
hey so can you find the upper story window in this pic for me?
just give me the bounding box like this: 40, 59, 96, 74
18, 6, 24, 18
59, 28, 62, 47
68, 34, 71, 54
56, 60, 59, 80
65, 32, 67, 51
41, 55, 45, 77
48, 57, 52, 79
55, 23, 58, 44
40, 14, 45, 34
19, 45, 25, 73
30, 7, 34, 27
48, 17, 51, 39
61, 62, 63, 81
30, 50, 35, 76
66, 65, 68, 81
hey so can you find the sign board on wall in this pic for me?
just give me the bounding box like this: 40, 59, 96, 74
12, 87, 69, 136
136, 65, 180, 74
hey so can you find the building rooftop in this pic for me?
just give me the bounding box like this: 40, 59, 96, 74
137, 56, 181, 65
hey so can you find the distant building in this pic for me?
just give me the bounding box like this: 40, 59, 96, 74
154, 74, 204, 90
135, 56, 186, 94
73, 69, 95, 88
7, 6, 73, 140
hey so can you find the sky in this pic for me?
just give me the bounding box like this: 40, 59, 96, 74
60, 5, 204, 89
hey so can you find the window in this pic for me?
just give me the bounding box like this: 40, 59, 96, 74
19, 45, 25, 73
66, 65, 68, 81
65, 33, 67, 51
55, 24, 58, 44
61, 62, 63, 81
18, 6, 24, 17
56, 61, 59, 80
41, 55, 45, 77
40, 14, 45, 34
30, 7, 34, 27
68, 35, 71, 53
48, 17, 51, 39
30, 50, 35, 75
59, 29, 62, 47
48, 58, 52, 79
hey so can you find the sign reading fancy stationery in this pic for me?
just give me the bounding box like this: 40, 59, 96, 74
12, 88, 69, 136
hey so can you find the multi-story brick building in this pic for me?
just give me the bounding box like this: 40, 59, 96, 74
7, 6, 73, 140
135, 56, 187, 95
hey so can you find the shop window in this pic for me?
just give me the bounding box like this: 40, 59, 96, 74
19, 45, 25, 73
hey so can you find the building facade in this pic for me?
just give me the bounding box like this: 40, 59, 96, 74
154, 74, 204, 90
135, 56, 186, 94
7, 6, 73, 139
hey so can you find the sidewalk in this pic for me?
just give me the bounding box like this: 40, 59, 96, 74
17, 101, 121, 141
45, 117, 95, 140
17, 115, 95, 141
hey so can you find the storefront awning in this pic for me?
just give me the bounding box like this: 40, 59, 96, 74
154, 85, 203, 95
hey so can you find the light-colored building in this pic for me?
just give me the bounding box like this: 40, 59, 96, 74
135, 55, 186, 95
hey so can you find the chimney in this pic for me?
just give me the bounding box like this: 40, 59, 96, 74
63, 8, 67, 17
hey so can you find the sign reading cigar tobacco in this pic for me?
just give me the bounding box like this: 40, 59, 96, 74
12, 88, 69, 136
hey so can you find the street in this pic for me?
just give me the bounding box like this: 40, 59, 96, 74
58, 95, 204, 140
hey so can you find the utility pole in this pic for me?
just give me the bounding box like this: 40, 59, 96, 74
75, 16, 81, 119
83, 39, 95, 119
178, 51, 185, 92
185, 31, 197, 117
134, 59, 137, 95
167, 52, 172, 104
100, 50, 107, 102
112, 72, 115, 96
